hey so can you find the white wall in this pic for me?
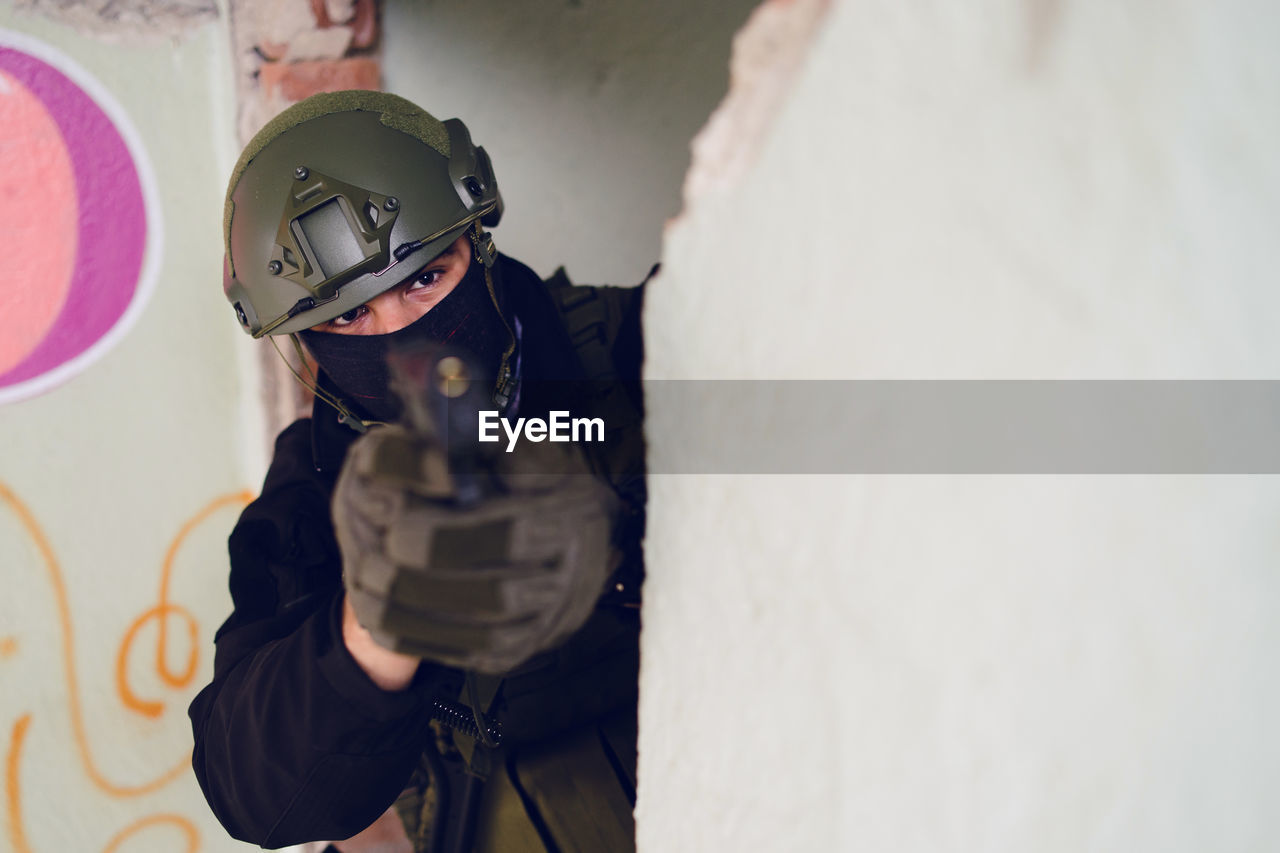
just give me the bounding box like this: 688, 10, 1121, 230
0, 4, 267, 850
639, 0, 1280, 850
381, 0, 762, 286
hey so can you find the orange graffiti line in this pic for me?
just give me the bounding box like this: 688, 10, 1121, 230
5, 716, 200, 853
154, 491, 253, 689
115, 604, 196, 719
0, 637, 17, 659
116, 491, 253, 718
101, 814, 200, 853
5, 714, 33, 853
0, 480, 240, 798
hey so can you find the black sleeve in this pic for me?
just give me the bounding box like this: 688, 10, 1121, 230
187, 420, 451, 848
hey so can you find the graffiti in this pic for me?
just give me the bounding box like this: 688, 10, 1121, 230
0, 479, 253, 852
4, 716, 32, 853
0, 30, 160, 405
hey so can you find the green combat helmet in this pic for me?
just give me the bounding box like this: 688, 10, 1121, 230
222, 90, 503, 338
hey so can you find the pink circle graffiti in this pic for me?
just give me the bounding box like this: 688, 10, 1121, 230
0, 32, 157, 404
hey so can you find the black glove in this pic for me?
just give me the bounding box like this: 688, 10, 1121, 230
333, 420, 616, 674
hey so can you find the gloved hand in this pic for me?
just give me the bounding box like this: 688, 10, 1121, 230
332, 421, 616, 675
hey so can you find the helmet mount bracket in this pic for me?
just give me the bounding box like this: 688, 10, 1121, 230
270, 167, 401, 303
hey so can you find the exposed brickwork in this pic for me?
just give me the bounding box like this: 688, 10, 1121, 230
232, 0, 383, 139
226, 0, 384, 436
310, 0, 378, 48
259, 56, 380, 102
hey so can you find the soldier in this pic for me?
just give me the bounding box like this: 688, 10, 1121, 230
190, 90, 646, 852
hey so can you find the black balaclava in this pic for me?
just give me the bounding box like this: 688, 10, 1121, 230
298, 259, 509, 423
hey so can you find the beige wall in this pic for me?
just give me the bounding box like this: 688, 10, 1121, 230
381, 0, 762, 287
0, 4, 269, 851
639, 0, 1280, 850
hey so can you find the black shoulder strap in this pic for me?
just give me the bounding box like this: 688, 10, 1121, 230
544, 266, 644, 382
543, 266, 649, 515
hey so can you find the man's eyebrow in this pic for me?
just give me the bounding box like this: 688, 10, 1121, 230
406, 255, 454, 280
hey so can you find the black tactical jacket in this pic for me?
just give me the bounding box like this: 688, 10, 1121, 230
188, 256, 645, 849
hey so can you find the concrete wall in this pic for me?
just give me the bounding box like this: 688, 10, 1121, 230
639, 0, 1280, 850
380, 0, 762, 286
0, 4, 268, 851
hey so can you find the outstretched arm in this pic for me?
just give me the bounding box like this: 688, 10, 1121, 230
187, 421, 445, 847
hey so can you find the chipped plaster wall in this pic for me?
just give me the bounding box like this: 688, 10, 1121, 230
638, 0, 1280, 851
0, 3, 271, 850
380, 0, 763, 287
225, 0, 382, 437
12, 0, 217, 41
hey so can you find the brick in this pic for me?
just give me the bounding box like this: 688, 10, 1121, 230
285, 26, 354, 62
350, 0, 379, 49
258, 57, 381, 102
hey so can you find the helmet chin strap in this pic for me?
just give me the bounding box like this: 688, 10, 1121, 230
269, 334, 385, 434
470, 222, 519, 410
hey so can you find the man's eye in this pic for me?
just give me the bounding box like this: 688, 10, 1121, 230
331, 306, 364, 327
410, 270, 443, 290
